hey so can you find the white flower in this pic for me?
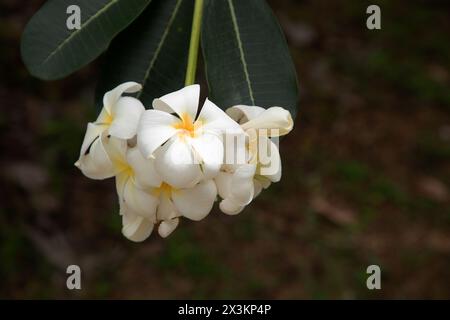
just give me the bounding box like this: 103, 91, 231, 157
123, 180, 218, 241
75, 83, 295, 242
73, 125, 157, 241
74, 124, 122, 179
78, 132, 217, 242
229, 105, 293, 137
76, 129, 218, 242
116, 147, 218, 241
114, 147, 161, 242
151, 179, 218, 236
215, 163, 258, 215
137, 84, 244, 189
75, 82, 145, 179
216, 105, 294, 215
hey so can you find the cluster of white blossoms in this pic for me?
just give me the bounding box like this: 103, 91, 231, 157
75, 82, 294, 242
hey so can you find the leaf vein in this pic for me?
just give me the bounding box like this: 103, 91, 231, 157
41, 0, 121, 66
227, 0, 255, 105
137, 0, 184, 98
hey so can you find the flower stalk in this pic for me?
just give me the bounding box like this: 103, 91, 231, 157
185, 0, 204, 86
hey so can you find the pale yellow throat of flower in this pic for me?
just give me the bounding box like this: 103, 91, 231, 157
172, 113, 203, 139
114, 157, 134, 177
97, 107, 114, 126
152, 182, 179, 198
116, 162, 179, 199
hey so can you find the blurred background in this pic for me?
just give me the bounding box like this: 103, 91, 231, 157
1, 0, 450, 299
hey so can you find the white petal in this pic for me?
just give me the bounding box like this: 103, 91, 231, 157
158, 218, 179, 238
172, 180, 217, 221
257, 137, 282, 182
121, 207, 154, 242
126, 147, 162, 188
229, 164, 256, 206
115, 171, 128, 204
78, 123, 104, 159
219, 199, 245, 215
109, 97, 145, 139
122, 176, 159, 220
223, 130, 249, 166
197, 99, 244, 135
241, 107, 294, 137
103, 82, 142, 111
101, 134, 128, 170
153, 84, 199, 120
191, 133, 224, 179
154, 136, 202, 189
226, 105, 266, 124
95, 107, 113, 126
223, 129, 252, 167
156, 195, 179, 221
75, 128, 116, 180
215, 171, 233, 199
217, 164, 255, 214
137, 110, 179, 158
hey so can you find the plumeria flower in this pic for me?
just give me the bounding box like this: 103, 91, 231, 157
75, 123, 158, 241
137, 84, 244, 189
75, 124, 124, 179
114, 146, 161, 242
151, 179, 218, 238
75, 83, 295, 242
116, 147, 218, 241
75, 83, 224, 242
90, 135, 217, 241
215, 105, 294, 215
77, 129, 218, 242
75, 82, 145, 179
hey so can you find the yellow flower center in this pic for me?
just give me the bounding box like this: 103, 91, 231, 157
160, 182, 172, 194
152, 182, 176, 198
172, 113, 202, 138
123, 165, 134, 178
104, 112, 114, 125
113, 158, 134, 177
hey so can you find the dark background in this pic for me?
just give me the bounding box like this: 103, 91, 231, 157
1, 0, 450, 298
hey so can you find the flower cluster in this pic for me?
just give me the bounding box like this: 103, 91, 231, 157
76, 83, 293, 242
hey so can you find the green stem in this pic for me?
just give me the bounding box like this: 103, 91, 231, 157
185, 0, 204, 86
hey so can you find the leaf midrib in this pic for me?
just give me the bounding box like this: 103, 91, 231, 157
41, 0, 120, 67
137, 0, 184, 98
227, 0, 255, 105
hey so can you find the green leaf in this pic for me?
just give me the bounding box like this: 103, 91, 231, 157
202, 0, 299, 117
21, 0, 152, 80
96, 0, 194, 107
